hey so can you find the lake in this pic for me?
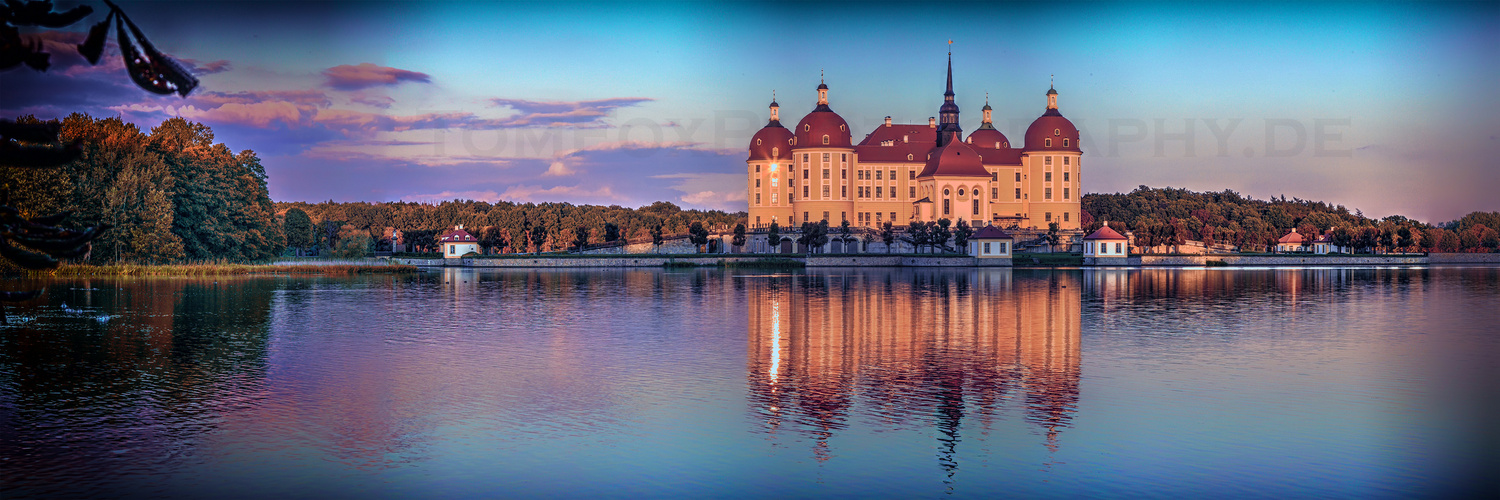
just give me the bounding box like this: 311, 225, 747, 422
2, 267, 1496, 498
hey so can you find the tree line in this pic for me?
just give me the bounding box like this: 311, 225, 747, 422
1082, 186, 1498, 253
276, 199, 743, 257
1, 114, 283, 263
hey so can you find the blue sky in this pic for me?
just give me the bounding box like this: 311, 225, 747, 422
4, 1, 1497, 222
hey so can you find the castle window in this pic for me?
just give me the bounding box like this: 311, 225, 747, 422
1064, 172, 1070, 182
771, 178, 777, 187
876, 212, 883, 221
756, 179, 761, 188
943, 199, 950, 215
841, 169, 846, 179
1015, 172, 1021, 182
1064, 157, 1070, 166
1063, 139, 1070, 148
823, 169, 830, 179
907, 154, 914, 161
755, 165, 761, 173
840, 124, 846, 131
803, 154, 809, 163
1015, 188, 1021, 199
876, 170, 883, 180
1045, 139, 1052, 148
944, 189, 950, 196
991, 172, 997, 181
1003, 142, 1009, 148
889, 170, 895, 179
771, 193, 777, 204
891, 212, 896, 221
1046, 188, 1053, 199
1045, 212, 1052, 222
841, 154, 847, 162
822, 153, 830, 162
1046, 172, 1052, 182
1064, 212, 1070, 222
841, 186, 847, 197
1064, 187, 1070, 199
973, 199, 980, 215
823, 211, 829, 222
756, 193, 761, 204
823, 135, 829, 145
756, 139, 762, 145
1045, 156, 1052, 166
1054, 129, 1060, 136
910, 187, 916, 198
803, 186, 809, 197
995, 141, 1000, 148
958, 188, 965, 196
803, 169, 809, 179
772, 147, 778, 156
909, 171, 916, 180
876, 186, 883, 198
992, 187, 998, 198
823, 186, 830, 197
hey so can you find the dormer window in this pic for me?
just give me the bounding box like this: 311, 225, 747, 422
839, 124, 846, 131
822, 135, 829, 145
772, 147, 778, 156
907, 154, 914, 161
804, 124, 810, 132
1054, 129, 1061, 136
756, 139, 762, 145
994, 141, 1000, 148
1063, 139, 1069, 148
1003, 142, 1009, 148
1045, 138, 1052, 148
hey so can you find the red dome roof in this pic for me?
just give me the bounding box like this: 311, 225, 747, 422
1024, 109, 1080, 152
793, 110, 852, 149
748, 123, 794, 161
917, 139, 990, 178
965, 128, 1010, 150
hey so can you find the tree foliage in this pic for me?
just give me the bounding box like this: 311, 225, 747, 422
3, 114, 282, 263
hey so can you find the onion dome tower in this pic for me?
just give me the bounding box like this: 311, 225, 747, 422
749, 92, 794, 161
1024, 79, 1081, 153
793, 72, 852, 149
935, 49, 962, 147
966, 92, 1010, 149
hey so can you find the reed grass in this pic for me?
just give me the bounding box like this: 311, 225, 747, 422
32, 263, 418, 277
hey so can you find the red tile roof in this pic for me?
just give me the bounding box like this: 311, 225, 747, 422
856, 123, 937, 162
1277, 230, 1304, 244
917, 140, 991, 178
972, 225, 1013, 239
748, 122, 795, 161
1084, 225, 1127, 240
439, 227, 476, 243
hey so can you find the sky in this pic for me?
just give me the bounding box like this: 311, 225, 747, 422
4, 0, 1497, 223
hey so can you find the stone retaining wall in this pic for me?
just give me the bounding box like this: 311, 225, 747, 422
393, 255, 985, 268
1138, 255, 1427, 266
1427, 253, 1500, 264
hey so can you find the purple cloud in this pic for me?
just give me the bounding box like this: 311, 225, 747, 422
489, 97, 653, 127
322, 63, 431, 90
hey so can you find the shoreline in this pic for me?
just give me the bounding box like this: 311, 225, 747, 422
386, 252, 1499, 269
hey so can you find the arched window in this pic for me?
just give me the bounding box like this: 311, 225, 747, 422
1045, 138, 1052, 148
1003, 142, 1009, 148
839, 124, 846, 131
1063, 139, 1069, 148
772, 147, 778, 156
823, 135, 829, 145
943, 188, 950, 196
756, 139, 762, 145
958, 188, 965, 196
907, 154, 914, 161
804, 124, 810, 132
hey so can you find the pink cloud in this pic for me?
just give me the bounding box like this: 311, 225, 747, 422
176, 101, 303, 128
323, 63, 431, 90
490, 97, 652, 127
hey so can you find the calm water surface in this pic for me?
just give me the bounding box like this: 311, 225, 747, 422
1, 267, 1496, 498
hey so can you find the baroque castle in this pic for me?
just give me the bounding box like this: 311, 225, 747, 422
746, 52, 1082, 230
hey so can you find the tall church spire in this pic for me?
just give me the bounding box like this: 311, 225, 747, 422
936, 42, 962, 147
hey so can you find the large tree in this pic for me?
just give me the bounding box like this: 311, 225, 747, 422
283, 208, 314, 256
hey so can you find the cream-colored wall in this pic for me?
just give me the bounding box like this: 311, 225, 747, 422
1020, 151, 1081, 230
748, 160, 794, 226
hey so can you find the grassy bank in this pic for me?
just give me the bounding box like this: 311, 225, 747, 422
31, 263, 418, 277
1013, 253, 1084, 266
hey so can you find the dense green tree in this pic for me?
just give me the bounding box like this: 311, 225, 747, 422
732, 223, 746, 249
933, 218, 952, 252
880, 221, 896, 253
572, 225, 590, 251
283, 208, 314, 255
603, 222, 620, 243
650, 224, 664, 253
765, 222, 780, 253
797, 221, 829, 256
688, 221, 710, 252
954, 219, 974, 249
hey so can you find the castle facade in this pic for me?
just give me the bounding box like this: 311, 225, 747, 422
746, 53, 1083, 230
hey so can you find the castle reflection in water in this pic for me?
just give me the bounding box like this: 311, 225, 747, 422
744, 269, 1081, 463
